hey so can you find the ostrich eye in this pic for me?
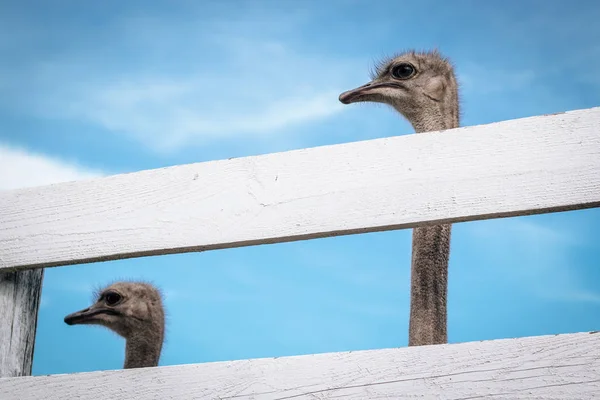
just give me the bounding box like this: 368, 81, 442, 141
391, 63, 416, 79
104, 292, 122, 306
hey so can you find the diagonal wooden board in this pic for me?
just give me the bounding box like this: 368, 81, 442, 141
1, 107, 599, 271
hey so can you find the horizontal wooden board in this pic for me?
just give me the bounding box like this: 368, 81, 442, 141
1, 107, 600, 270
1, 332, 599, 399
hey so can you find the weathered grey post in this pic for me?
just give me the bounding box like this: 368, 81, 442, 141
0, 269, 44, 377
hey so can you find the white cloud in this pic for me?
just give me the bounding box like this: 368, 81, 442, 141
467, 218, 581, 247
458, 63, 536, 95
0, 143, 103, 191
39, 296, 50, 309
462, 216, 599, 304
2, 15, 364, 153
63, 81, 345, 152
569, 45, 600, 88
554, 290, 600, 304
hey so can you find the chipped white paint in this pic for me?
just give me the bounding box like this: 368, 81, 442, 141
2, 107, 600, 271
1, 332, 599, 399
0, 269, 43, 377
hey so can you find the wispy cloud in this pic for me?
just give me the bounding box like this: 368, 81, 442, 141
567, 44, 600, 88
553, 290, 600, 304
62, 79, 345, 152
462, 216, 599, 304
458, 63, 536, 95
39, 296, 51, 309
0, 143, 103, 191
467, 218, 581, 247
1, 11, 362, 153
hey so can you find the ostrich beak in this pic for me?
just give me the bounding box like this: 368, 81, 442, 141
339, 81, 376, 104
64, 304, 120, 325
339, 80, 406, 104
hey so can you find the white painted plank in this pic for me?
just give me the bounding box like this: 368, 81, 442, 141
0, 269, 43, 377
1, 107, 600, 270
1, 332, 598, 399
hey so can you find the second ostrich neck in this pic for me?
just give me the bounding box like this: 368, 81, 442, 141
124, 330, 163, 369
407, 102, 457, 346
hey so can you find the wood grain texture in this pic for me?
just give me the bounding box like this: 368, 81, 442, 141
0, 269, 43, 377
1, 107, 600, 271
1, 332, 598, 399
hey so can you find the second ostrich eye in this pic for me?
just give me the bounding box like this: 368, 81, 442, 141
391, 63, 416, 79
104, 292, 122, 306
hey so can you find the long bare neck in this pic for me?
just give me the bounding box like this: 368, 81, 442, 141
408, 96, 459, 133
407, 94, 459, 347
123, 329, 163, 369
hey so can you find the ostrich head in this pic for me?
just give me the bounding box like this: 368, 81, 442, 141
64, 281, 164, 340
339, 49, 459, 131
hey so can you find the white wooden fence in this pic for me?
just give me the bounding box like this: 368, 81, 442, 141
0, 107, 599, 399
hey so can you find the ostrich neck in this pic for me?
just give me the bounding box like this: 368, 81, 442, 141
408, 100, 459, 133
407, 102, 458, 347
123, 330, 163, 369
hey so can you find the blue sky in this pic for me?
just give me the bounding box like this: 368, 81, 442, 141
1, 0, 599, 375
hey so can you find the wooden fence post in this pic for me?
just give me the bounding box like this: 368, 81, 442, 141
0, 269, 44, 378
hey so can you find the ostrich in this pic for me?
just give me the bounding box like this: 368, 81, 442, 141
64, 281, 165, 369
339, 50, 459, 346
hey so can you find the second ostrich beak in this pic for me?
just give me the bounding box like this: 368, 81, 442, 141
64, 304, 120, 325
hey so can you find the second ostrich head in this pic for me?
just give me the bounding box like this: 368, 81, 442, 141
339, 50, 459, 132
64, 281, 165, 369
